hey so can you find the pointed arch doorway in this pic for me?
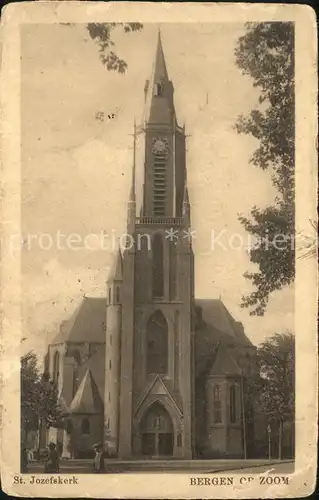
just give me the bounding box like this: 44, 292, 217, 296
140, 403, 174, 457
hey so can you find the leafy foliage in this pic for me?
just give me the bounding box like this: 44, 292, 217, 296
239, 202, 294, 315
21, 351, 63, 435
87, 23, 143, 73
257, 332, 295, 423
244, 332, 294, 457
245, 332, 295, 422
235, 22, 295, 315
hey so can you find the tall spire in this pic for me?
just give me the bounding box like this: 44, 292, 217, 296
153, 28, 169, 83
143, 30, 174, 125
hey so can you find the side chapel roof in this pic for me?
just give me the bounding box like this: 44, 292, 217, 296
208, 340, 242, 377
194, 298, 255, 376
51, 297, 106, 345
69, 369, 104, 415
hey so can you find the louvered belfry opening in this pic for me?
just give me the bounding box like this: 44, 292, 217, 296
153, 153, 166, 216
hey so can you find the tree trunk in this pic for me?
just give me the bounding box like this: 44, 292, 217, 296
278, 419, 283, 460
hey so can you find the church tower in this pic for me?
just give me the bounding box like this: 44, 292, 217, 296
117, 32, 195, 459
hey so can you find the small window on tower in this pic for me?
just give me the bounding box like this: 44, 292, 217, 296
116, 286, 120, 304
108, 287, 112, 305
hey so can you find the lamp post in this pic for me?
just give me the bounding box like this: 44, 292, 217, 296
240, 369, 247, 459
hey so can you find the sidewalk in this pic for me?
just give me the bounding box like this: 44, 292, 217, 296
27, 458, 294, 474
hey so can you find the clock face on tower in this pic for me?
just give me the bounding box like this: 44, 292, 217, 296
152, 137, 169, 155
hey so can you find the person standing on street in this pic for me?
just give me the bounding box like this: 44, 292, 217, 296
92, 443, 105, 473
44, 442, 60, 473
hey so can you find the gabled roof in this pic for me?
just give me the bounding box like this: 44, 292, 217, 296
208, 341, 241, 377
195, 298, 253, 347
194, 298, 254, 376
51, 297, 106, 345
135, 374, 183, 416
69, 369, 104, 415
78, 346, 105, 402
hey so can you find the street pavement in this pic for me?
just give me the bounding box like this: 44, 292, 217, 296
215, 461, 294, 474
26, 459, 294, 475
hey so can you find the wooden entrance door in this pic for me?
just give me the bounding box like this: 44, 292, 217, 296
140, 403, 174, 457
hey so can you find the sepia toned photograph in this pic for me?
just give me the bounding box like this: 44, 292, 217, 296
1, 2, 317, 498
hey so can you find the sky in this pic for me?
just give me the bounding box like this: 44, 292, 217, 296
21, 22, 294, 358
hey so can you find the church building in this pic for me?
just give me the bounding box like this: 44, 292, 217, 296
46, 33, 256, 460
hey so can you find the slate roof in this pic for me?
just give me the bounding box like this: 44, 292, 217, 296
50, 294, 253, 385
51, 297, 106, 345
208, 340, 242, 377
195, 299, 253, 347
194, 299, 254, 377
69, 369, 104, 415
144, 31, 175, 125
78, 347, 105, 402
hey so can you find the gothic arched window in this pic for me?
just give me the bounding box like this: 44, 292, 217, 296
116, 286, 120, 304
81, 418, 90, 435
230, 385, 236, 423
213, 385, 222, 423
108, 287, 112, 305
152, 233, 164, 298
146, 310, 168, 375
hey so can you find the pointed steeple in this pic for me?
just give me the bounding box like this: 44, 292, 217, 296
153, 29, 169, 83
144, 30, 175, 125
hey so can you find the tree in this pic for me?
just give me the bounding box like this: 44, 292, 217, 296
235, 22, 295, 315
21, 352, 63, 455
87, 23, 143, 73
255, 332, 295, 459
